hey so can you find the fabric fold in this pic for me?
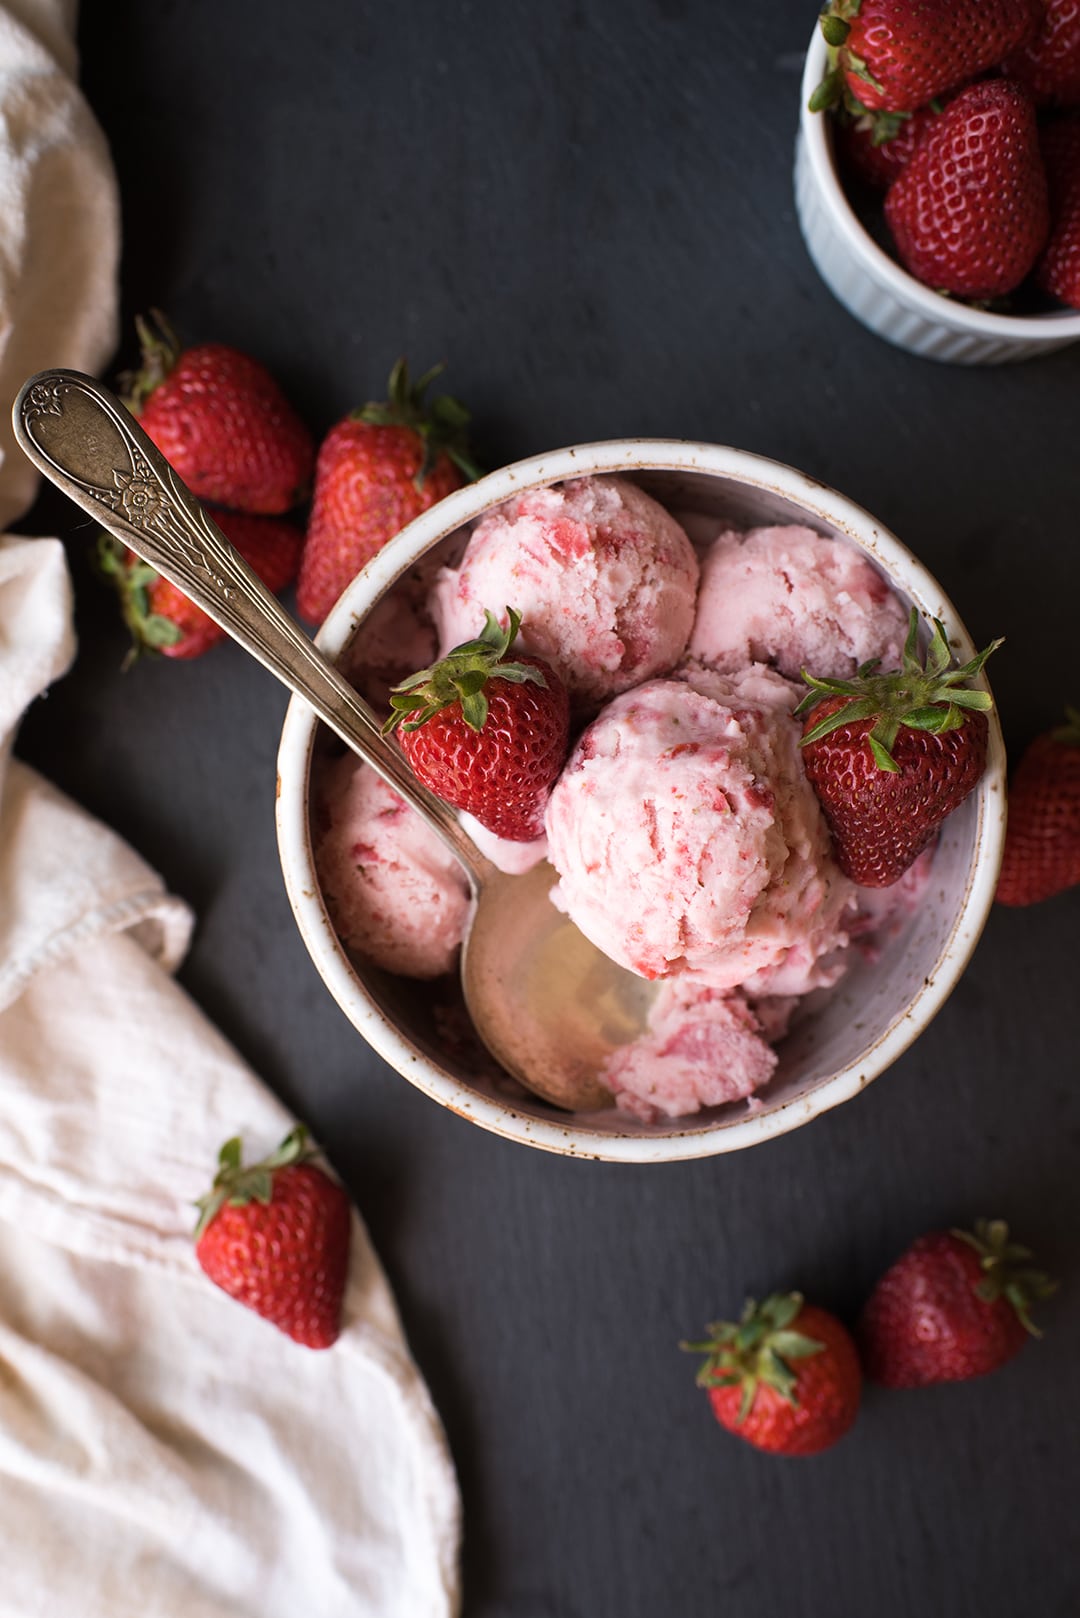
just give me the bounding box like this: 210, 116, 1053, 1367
0, 2, 462, 1611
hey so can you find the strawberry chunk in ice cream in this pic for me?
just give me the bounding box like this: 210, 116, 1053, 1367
428, 475, 699, 707
689, 524, 909, 681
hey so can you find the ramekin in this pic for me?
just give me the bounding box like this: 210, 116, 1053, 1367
794, 25, 1080, 364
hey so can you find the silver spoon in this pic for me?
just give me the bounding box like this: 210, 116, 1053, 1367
13, 369, 656, 1113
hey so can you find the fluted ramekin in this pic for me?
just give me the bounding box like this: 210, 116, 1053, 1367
794, 25, 1080, 364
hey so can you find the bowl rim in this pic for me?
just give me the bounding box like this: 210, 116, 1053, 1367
276, 437, 1007, 1161
798, 24, 1080, 341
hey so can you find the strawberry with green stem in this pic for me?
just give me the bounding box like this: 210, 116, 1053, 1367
796, 609, 1002, 888
296, 359, 481, 625
384, 606, 570, 843
194, 1125, 351, 1350
811, 0, 1042, 123
682, 1292, 861, 1457
120, 311, 315, 515
859, 1218, 1056, 1387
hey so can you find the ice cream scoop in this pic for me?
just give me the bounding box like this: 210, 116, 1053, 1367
12, 369, 655, 1113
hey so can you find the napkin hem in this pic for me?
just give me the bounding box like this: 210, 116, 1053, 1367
0, 885, 194, 1014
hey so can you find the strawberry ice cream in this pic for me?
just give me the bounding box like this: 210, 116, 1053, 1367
543, 663, 855, 991
313, 756, 469, 979
689, 524, 909, 681
600, 981, 777, 1123
428, 475, 699, 707
315, 476, 928, 1125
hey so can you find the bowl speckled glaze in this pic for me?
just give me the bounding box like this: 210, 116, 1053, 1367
275, 440, 1006, 1160
794, 25, 1080, 365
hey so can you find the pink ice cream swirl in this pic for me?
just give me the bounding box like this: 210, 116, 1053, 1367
428, 474, 700, 708
544, 663, 856, 992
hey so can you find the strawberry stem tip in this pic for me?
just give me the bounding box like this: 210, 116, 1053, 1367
193, 1124, 314, 1241
680, 1292, 824, 1423
117, 308, 182, 414
383, 606, 547, 734
951, 1219, 1057, 1338
796, 608, 1003, 772
811, 0, 897, 131
1052, 705, 1080, 747
356, 356, 483, 489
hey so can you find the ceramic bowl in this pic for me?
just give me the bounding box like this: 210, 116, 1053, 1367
794, 24, 1080, 365
275, 439, 1006, 1161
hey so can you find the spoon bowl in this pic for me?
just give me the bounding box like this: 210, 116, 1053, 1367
10, 369, 651, 1112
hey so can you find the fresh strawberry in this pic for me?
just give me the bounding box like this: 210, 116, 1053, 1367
1004, 0, 1080, 108
682, 1292, 861, 1457
296, 360, 480, 625
120, 311, 314, 514
384, 607, 570, 842
1035, 113, 1080, 307
812, 0, 1041, 117
996, 706, 1080, 905
797, 610, 1001, 888
834, 100, 943, 190
883, 79, 1050, 298
859, 1219, 1055, 1387
194, 1126, 351, 1350
97, 508, 303, 662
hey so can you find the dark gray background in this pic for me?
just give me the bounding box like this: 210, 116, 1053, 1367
15, 2, 1077, 1613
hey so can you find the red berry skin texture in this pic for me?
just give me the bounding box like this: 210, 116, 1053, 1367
835, 102, 942, 191
839, 0, 1042, 114
996, 726, 1080, 904
195, 1161, 351, 1349
859, 1233, 1029, 1388
1036, 114, 1080, 309
296, 421, 463, 625
139, 343, 315, 515
400, 656, 570, 841
211, 508, 304, 596
801, 700, 988, 888
1004, 0, 1080, 107
883, 79, 1050, 299
708, 1306, 862, 1458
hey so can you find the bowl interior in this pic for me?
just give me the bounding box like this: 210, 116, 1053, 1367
280, 448, 1002, 1158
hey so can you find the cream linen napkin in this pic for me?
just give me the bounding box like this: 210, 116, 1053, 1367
0, 5, 462, 1615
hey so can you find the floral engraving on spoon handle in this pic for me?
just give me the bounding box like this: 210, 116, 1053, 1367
20, 373, 246, 603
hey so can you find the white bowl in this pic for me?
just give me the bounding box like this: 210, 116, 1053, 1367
794, 24, 1080, 364
276, 439, 1006, 1161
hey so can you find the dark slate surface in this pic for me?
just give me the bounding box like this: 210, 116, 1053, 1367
14, 2, 1077, 1613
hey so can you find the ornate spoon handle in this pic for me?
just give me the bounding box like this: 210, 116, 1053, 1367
13, 369, 486, 886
